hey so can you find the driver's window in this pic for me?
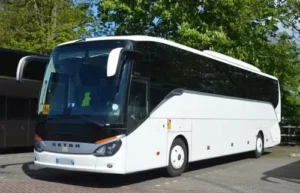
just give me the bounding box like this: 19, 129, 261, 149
127, 81, 148, 131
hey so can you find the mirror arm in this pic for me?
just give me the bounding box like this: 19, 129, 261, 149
123, 49, 143, 57
107, 48, 144, 78
115, 49, 143, 76
16, 55, 49, 83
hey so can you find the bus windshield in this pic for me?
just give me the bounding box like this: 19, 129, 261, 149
38, 40, 131, 125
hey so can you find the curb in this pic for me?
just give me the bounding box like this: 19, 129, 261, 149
289, 153, 300, 157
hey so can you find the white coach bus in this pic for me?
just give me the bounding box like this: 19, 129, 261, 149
16, 36, 281, 177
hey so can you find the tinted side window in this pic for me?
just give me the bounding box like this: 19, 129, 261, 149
7, 98, 29, 120
270, 79, 279, 107
199, 56, 279, 107
171, 48, 193, 89
254, 74, 278, 107
133, 42, 149, 78
189, 56, 224, 94
149, 86, 172, 112
0, 96, 5, 120
216, 60, 247, 98
148, 42, 169, 84
186, 54, 237, 96
146, 42, 279, 108
148, 42, 190, 89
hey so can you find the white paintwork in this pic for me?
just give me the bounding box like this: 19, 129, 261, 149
124, 91, 280, 173
107, 47, 123, 77
32, 36, 281, 175
125, 118, 168, 173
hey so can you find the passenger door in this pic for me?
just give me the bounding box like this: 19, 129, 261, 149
5, 97, 29, 148
126, 79, 168, 172
126, 80, 149, 130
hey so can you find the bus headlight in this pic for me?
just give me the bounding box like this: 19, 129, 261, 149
34, 134, 44, 152
93, 140, 122, 157
35, 140, 44, 152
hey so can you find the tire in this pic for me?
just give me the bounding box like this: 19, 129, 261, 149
167, 138, 188, 177
253, 132, 264, 158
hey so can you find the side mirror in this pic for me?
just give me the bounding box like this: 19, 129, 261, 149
107, 47, 143, 78
16, 55, 49, 83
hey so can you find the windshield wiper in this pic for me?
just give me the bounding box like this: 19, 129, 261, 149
36, 115, 66, 125
37, 114, 106, 128
77, 115, 105, 128
56, 115, 105, 127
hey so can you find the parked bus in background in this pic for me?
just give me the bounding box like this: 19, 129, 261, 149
0, 47, 47, 149
16, 36, 281, 177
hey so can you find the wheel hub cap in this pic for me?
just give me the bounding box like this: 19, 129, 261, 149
257, 138, 263, 153
171, 145, 185, 169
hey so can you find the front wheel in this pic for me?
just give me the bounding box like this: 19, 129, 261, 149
166, 138, 188, 177
252, 132, 264, 158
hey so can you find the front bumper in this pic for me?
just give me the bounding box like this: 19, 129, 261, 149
34, 140, 126, 174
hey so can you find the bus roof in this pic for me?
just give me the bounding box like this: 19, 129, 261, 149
58, 35, 278, 80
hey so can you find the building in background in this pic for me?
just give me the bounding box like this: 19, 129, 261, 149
0, 47, 47, 149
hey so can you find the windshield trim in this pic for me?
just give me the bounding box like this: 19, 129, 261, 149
37, 40, 134, 127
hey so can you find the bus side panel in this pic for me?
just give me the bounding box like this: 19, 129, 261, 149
188, 93, 279, 161
191, 119, 271, 161
151, 92, 279, 162
191, 120, 223, 161
125, 119, 168, 173
219, 120, 278, 157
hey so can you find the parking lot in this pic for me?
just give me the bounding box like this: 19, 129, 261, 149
0, 147, 300, 193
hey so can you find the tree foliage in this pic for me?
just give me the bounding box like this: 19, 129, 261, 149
0, 0, 299, 121
0, 0, 95, 54
98, 0, 300, 121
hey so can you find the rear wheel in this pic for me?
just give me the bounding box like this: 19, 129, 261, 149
167, 138, 188, 177
253, 132, 264, 158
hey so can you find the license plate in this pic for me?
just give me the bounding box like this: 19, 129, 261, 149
56, 158, 74, 165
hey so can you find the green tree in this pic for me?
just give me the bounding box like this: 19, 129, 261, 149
0, 0, 95, 54
98, 0, 300, 121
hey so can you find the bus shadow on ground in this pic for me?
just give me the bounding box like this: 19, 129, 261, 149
261, 160, 300, 184
21, 152, 265, 188
187, 151, 267, 172
21, 162, 165, 188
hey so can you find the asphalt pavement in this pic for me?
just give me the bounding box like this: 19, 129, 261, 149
0, 147, 300, 193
